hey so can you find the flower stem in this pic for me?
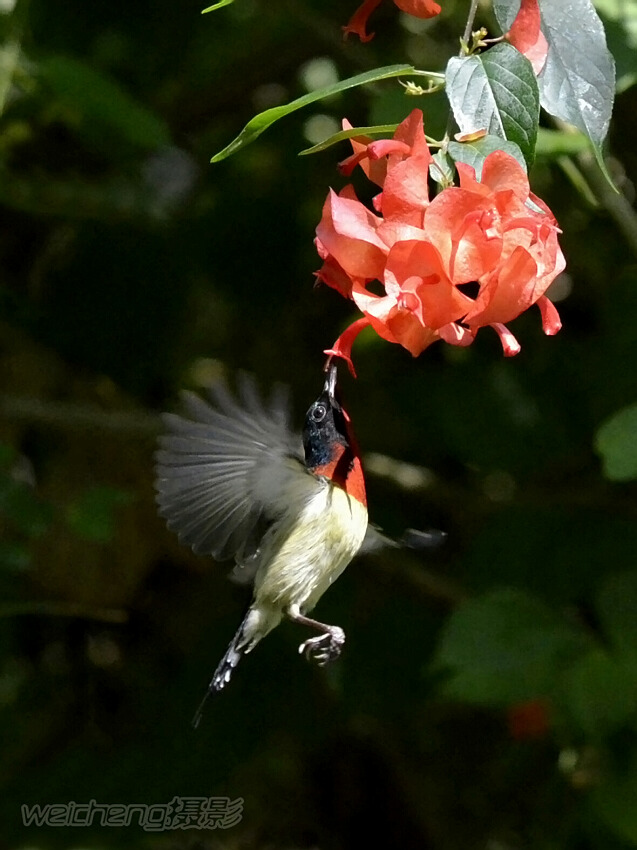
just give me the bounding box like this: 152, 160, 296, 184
443, 0, 482, 144
461, 0, 481, 47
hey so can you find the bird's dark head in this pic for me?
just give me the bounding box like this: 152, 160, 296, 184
303, 363, 359, 479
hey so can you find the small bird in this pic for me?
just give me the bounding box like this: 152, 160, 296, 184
155, 363, 369, 727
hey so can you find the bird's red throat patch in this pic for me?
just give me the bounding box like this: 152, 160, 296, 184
313, 444, 367, 507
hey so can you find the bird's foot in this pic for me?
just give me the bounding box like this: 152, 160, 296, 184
298, 626, 345, 666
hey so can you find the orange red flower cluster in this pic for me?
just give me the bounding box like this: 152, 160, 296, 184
315, 110, 564, 372
344, 0, 441, 42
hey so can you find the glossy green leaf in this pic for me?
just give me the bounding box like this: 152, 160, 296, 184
494, 0, 615, 168
299, 124, 398, 156
448, 135, 526, 178
445, 43, 539, 168
595, 402, 637, 480
211, 65, 429, 162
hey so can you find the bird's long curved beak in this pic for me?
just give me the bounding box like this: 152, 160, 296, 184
323, 362, 338, 400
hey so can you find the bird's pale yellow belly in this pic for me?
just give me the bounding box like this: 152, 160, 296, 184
254, 480, 368, 614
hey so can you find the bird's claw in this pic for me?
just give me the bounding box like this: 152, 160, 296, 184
298, 627, 345, 667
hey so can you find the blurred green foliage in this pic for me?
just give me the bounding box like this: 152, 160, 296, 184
0, 0, 637, 848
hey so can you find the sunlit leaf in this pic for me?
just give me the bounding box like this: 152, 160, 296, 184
494, 0, 615, 169
445, 43, 539, 168
299, 124, 398, 156
202, 0, 235, 12
212, 65, 431, 162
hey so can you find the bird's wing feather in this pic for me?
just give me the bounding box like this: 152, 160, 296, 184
359, 523, 447, 555
155, 374, 304, 562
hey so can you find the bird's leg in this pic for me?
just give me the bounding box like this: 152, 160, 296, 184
287, 605, 345, 667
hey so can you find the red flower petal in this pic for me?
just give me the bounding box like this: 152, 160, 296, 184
491, 323, 522, 356
425, 188, 503, 283
338, 120, 388, 186
480, 150, 530, 199
393, 0, 441, 19
324, 317, 372, 377
343, 0, 440, 42
464, 245, 538, 328
506, 0, 549, 76
314, 108, 565, 362
350, 281, 439, 356
343, 0, 383, 41
537, 295, 562, 335
385, 310, 440, 356
438, 322, 475, 347
384, 240, 473, 329
316, 189, 387, 279
314, 249, 355, 298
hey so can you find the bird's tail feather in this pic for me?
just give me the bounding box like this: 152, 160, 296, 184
191, 612, 251, 729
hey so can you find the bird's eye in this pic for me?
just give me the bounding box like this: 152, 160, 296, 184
311, 403, 327, 422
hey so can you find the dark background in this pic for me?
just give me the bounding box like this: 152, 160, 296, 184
1, 0, 637, 847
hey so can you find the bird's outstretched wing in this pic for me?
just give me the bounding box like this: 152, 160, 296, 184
155, 374, 303, 563
360, 523, 447, 555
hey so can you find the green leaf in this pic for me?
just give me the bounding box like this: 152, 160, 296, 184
597, 572, 637, 656
448, 135, 527, 178
445, 43, 539, 169
211, 64, 428, 163
66, 486, 132, 544
202, 0, 235, 11
534, 127, 591, 158
564, 649, 637, 738
40, 56, 171, 151
433, 589, 587, 705
299, 124, 398, 156
494, 0, 615, 167
594, 402, 637, 481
